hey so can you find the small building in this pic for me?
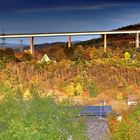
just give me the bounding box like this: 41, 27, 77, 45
127, 95, 139, 106
41, 54, 50, 62
24, 49, 30, 53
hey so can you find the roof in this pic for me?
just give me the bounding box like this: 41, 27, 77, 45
41, 54, 50, 62
127, 95, 139, 100
80, 106, 112, 116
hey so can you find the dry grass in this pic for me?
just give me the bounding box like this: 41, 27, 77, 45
0, 94, 5, 101
110, 100, 128, 114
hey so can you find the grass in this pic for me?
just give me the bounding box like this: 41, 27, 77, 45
108, 105, 140, 140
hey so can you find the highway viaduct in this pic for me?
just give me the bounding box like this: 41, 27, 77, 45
0, 30, 140, 56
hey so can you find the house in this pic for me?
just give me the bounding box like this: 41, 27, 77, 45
41, 54, 50, 62
24, 49, 30, 53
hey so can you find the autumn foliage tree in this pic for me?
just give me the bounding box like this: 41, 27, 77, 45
20, 53, 32, 61
0, 48, 16, 62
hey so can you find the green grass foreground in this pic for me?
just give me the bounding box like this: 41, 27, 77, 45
108, 105, 140, 140
0, 92, 87, 140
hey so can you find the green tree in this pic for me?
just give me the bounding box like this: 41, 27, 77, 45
65, 83, 75, 96
74, 83, 84, 96
88, 83, 96, 97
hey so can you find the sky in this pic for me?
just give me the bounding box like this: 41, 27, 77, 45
0, 0, 140, 44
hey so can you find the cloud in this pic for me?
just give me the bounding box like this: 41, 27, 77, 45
19, 3, 127, 13
111, 9, 140, 22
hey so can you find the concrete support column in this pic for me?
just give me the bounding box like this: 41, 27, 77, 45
30, 36, 34, 56
68, 35, 71, 48
104, 34, 107, 52
136, 33, 139, 48
20, 40, 23, 53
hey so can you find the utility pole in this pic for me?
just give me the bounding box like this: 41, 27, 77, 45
2, 26, 6, 50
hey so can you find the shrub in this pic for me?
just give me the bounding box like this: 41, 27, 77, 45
0, 49, 5, 60
88, 83, 96, 97
134, 52, 140, 61
74, 45, 84, 60
74, 83, 84, 96
65, 83, 75, 96
0, 92, 87, 140
0, 48, 16, 63
0, 60, 6, 69
116, 92, 123, 100
109, 106, 140, 140
5, 48, 15, 56
89, 48, 101, 59
21, 53, 32, 61
124, 52, 130, 62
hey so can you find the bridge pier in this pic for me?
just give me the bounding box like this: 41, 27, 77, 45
104, 34, 107, 52
68, 35, 71, 47
20, 40, 23, 53
136, 33, 139, 48
30, 36, 34, 56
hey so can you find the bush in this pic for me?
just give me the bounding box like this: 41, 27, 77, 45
0, 48, 16, 63
0, 60, 6, 69
109, 106, 140, 140
65, 83, 75, 96
116, 92, 123, 100
0, 92, 87, 140
124, 52, 130, 62
89, 48, 101, 59
88, 83, 96, 97
21, 53, 32, 61
0, 49, 5, 60
74, 83, 84, 96
5, 48, 15, 56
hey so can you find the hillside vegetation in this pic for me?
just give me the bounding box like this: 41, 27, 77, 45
1, 23, 140, 139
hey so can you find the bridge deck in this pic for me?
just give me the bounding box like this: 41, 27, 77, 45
0, 30, 140, 38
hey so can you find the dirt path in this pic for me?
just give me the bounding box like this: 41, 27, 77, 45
85, 116, 109, 140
